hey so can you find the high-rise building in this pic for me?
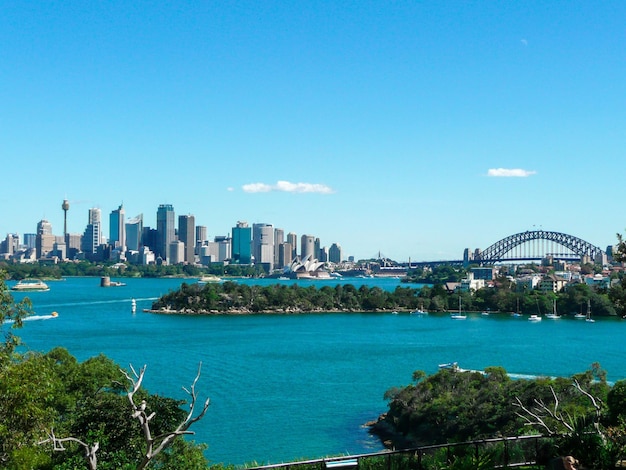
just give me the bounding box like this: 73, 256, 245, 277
168, 240, 185, 265
178, 214, 195, 264
278, 242, 293, 268
253, 223, 274, 271
156, 204, 175, 261
81, 208, 102, 257
109, 204, 126, 250
314, 237, 321, 260
125, 214, 143, 251
274, 228, 284, 268
329, 243, 343, 263
287, 232, 298, 259
231, 221, 252, 264
23, 233, 36, 249
1, 234, 19, 255
195, 225, 207, 253
37, 219, 53, 235
301, 234, 315, 260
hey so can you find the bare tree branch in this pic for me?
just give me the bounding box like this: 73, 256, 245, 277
39, 429, 99, 470
122, 362, 210, 470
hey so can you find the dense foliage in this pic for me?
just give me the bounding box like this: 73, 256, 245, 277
0, 273, 212, 469
150, 278, 620, 317
151, 281, 429, 313
373, 364, 626, 469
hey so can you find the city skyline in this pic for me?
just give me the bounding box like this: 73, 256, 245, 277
2, 2, 625, 261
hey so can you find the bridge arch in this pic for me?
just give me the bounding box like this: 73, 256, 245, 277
477, 230, 604, 263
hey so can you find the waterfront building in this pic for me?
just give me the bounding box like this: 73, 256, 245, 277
301, 234, 315, 260
125, 214, 143, 252
253, 223, 274, 272
178, 214, 196, 264
231, 221, 252, 264
109, 204, 126, 250
538, 274, 568, 293
156, 204, 175, 261
329, 243, 342, 263
470, 267, 496, 281
287, 232, 298, 259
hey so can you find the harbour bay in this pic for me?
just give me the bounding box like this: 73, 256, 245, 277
10, 276, 626, 466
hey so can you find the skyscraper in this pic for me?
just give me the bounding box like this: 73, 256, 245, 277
81, 208, 102, 257
125, 214, 143, 251
274, 228, 284, 268
156, 204, 175, 261
329, 243, 343, 263
37, 219, 53, 235
109, 204, 126, 250
231, 221, 252, 264
253, 223, 274, 271
178, 214, 195, 264
287, 232, 298, 259
195, 225, 207, 253
301, 234, 315, 260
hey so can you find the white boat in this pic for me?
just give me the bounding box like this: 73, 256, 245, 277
198, 275, 222, 284
131, 298, 137, 314
411, 303, 428, 315
545, 299, 560, 319
528, 299, 543, 321
511, 298, 522, 317
450, 296, 466, 320
11, 279, 50, 291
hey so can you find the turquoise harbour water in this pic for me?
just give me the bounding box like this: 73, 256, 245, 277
8, 276, 626, 466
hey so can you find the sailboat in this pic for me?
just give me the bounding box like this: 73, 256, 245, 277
410, 302, 428, 315
511, 298, 522, 317
131, 298, 137, 314
585, 299, 595, 323
450, 296, 467, 320
528, 299, 542, 322
545, 299, 560, 319
574, 303, 586, 319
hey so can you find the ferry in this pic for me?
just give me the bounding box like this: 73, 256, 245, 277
11, 279, 50, 291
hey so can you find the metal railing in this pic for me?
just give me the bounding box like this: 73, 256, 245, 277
246, 434, 549, 470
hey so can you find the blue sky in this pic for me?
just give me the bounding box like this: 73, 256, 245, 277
1, 1, 625, 262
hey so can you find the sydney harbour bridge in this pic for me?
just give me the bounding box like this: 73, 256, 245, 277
408, 230, 607, 268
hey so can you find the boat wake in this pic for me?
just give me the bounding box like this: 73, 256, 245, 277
34, 297, 158, 308
4, 314, 59, 324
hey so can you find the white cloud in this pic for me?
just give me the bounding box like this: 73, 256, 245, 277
487, 168, 536, 177
242, 180, 334, 194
